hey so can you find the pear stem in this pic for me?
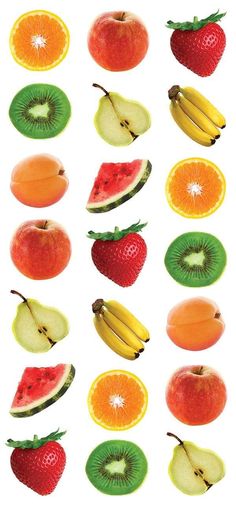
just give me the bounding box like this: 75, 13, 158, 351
92, 83, 109, 96
167, 432, 183, 445
10, 290, 27, 303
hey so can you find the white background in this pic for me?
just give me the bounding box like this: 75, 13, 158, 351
0, 0, 233, 503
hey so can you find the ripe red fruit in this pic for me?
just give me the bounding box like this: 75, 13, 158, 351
88, 221, 147, 287
7, 429, 66, 496
88, 11, 149, 71
10, 219, 71, 280
167, 11, 226, 77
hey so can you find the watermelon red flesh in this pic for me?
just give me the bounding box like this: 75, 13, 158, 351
86, 159, 152, 213
10, 364, 75, 417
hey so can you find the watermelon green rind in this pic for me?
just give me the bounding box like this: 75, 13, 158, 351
10, 364, 75, 418
86, 159, 152, 213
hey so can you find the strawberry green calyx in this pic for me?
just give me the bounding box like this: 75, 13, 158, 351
166, 10, 226, 31
6, 428, 66, 450
87, 220, 147, 241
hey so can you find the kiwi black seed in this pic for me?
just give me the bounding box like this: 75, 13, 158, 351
164, 231, 226, 287
9, 84, 71, 139
85, 440, 148, 495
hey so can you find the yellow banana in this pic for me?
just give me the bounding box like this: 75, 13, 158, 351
170, 99, 215, 146
180, 87, 226, 128
103, 308, 144, 353
177, 94, 221, 139
104, 300, 150, 342
93, 314, 139, 360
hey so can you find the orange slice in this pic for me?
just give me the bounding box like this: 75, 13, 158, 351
10, 10, 70, 71
88, 370, 148, 430
166, 157, 226, 218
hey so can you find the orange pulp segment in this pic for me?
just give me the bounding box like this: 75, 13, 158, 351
166, 157, 225, 218
10, 10, 70, 70
88, 370, 148, 430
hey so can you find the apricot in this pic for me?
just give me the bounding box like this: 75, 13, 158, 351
10, 154, 69, 207
166, 297, 225, 351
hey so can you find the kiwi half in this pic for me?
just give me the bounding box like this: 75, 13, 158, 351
165, 232, 226, 287
85, 440, 147, 495
9, 83, 71, 139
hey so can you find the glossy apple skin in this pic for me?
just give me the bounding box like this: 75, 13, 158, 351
166, 365, 227, 425
167, 297, 225, 351
10, 220, 71, 280
88, 11, 149, 71
10, 154, 69, 208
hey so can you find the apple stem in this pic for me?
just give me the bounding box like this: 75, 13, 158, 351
215, 312, 221, 319
167, 432, 183, 445
59, 169, 65, 176
193, 366, 204, 375
92, 83, 109, 96
120, 12, 126, 21
10, 290, 27, 303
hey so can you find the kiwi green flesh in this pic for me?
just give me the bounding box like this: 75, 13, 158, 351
165, 232, 226, 287
9, 84, 71, 139
85, 440, 148, 495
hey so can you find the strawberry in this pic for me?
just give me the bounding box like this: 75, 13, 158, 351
167, 10, 226, 77
88, 221, 147, 287
7, 429, 66, 496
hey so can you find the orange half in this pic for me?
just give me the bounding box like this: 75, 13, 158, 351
166, 157, 226, 218
88, 370, 148, 430
10, 10, 70, 71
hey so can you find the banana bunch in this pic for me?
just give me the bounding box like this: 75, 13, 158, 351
168, 85, 226, 146
92, 298, 150, 360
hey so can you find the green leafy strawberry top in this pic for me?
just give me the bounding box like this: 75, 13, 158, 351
6, 429, 66, 450
87, 220, 147, 241
166, 10, 226, 31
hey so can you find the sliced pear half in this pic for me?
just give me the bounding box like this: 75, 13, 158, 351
11, 290, 69, 353
93, 83, 151, 146
167, 432, 225, 495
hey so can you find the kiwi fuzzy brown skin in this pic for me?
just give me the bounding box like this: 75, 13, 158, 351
165, 232, 226, 287
85, 439, 148, 495
9, 83, 71, 139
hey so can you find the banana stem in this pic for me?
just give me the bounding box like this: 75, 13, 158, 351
168, 85, 180, 100
92, 299, 104, 314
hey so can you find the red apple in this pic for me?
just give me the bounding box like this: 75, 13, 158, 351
10, 220, 71, 280
88, 11, 149, 71
166, 365, 227, 425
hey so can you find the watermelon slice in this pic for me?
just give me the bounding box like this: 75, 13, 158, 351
86, 159, 152, 213
10, 364, 75, 418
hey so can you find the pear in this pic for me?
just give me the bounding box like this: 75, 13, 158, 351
93, 83, 151, 146
167, 432, 225, 495
11, 290, 69, 353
